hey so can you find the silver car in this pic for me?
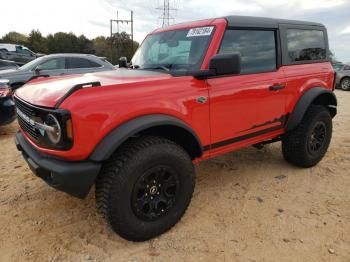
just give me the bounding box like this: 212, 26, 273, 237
0, 54, 115, 89
334, 63, 350, 91
0, 59, 19, 71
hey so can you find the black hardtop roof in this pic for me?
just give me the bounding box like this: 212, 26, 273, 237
224, 15, 324, 28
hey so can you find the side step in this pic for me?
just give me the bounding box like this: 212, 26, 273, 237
253, 136, 282, 150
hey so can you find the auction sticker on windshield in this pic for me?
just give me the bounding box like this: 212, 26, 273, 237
187, 27, 214, 37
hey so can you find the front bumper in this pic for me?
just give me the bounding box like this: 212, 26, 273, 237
0, 97, 15, 126
15, 131, 101, 198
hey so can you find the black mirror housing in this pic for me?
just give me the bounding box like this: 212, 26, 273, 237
192, 53, 241, 80
119, 57, 128, 68
209, 53, 241, 76
34, 67, 41, 73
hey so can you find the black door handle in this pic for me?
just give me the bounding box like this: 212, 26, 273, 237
269, 84, 286, 91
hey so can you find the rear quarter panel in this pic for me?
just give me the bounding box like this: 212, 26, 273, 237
282, 62, 334, 113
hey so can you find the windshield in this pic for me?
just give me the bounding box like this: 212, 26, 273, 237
19, 56, 46, 71
332, 63, 343, 71
131, 27, 215, 72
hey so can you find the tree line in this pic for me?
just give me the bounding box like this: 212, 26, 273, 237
0, 30, 139, 64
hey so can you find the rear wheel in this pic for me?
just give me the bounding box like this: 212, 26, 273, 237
282, 105, 332, 168
340, 77, 350, 91
95, 136, 195, 241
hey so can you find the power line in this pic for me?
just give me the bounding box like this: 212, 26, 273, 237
156, 0, 177, 27
109, 11, 134, 62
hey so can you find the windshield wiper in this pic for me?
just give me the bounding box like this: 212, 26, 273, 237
143, 65, 170, 72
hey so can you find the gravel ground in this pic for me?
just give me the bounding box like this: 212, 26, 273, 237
0, 90, 349, 262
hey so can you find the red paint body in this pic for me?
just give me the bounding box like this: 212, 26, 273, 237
15, 18, 334, 162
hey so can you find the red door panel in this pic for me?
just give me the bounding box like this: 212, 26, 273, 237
207, 69, 286, 147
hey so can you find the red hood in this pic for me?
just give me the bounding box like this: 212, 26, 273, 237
15, 69, 173, 108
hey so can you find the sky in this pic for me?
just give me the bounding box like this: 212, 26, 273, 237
1, 0, 349, 62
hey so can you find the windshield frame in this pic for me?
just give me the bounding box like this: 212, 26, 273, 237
131, 26, 216, 75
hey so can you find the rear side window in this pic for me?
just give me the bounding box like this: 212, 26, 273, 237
286, 29, 326, 62
219, 30, 277, 74
67, 58, 101, 69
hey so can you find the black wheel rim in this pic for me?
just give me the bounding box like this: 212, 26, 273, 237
307, 121, 327, 154
132, 165, 180, 221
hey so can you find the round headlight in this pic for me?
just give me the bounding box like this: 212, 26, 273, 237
45, 114, 61, 144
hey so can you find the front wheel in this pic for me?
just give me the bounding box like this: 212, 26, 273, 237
340, 77, 350, 91
95, 136, 195, 241
282, 105, 332, 168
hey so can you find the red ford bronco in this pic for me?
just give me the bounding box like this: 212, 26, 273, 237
14, 16, 336, 241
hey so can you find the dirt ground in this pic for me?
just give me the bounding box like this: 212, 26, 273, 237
0, 90, 349, 262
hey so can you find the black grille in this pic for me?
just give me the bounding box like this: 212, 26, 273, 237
13, 97, 73, 150
14, 97, 41, 141
14, 97, 36, 117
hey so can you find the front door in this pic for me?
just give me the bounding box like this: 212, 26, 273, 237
208, 29, 287, 151
35, 57, 67, 77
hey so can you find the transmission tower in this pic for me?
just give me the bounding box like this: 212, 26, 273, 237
157, 0, 177, 27
109, 11, 134, 62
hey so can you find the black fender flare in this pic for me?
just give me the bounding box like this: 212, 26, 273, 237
89, 114, 203, 161
285, 87, 337, 132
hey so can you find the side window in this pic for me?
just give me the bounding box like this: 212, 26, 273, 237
286, 29, 326, 62
15, 46, 23, 53
332, 64, 343, 71
87, 60, 101, 68
219, 30, 277, 74
67, 58, 101, 69
38, 58, 65, 70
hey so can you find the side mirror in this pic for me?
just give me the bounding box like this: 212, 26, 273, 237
192, 53, 241, 80
209, 53, 241, 75
118, 57, 128, 68
34, 65, 43, 74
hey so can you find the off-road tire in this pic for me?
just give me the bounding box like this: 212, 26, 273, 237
95, 136, 195, 241
282, 105, 332, 168
340, 77, 350, 91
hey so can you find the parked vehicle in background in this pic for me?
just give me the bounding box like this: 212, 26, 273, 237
0, 59, 19, 71
334, 63, 350, 91
0, 54, 116, 89
332, 62, 344, 72
0, 79, 15, 126
14, 16, 336, 241
0, 44, 42, 65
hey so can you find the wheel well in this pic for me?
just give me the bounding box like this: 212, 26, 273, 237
285, 87, 337, 132
311, 93, 337, 117
137, 125, 202, 160
340, 76, 350, 85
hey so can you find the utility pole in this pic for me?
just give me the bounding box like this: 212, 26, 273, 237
109, 11, 134, 63
157, 0, 177, 27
